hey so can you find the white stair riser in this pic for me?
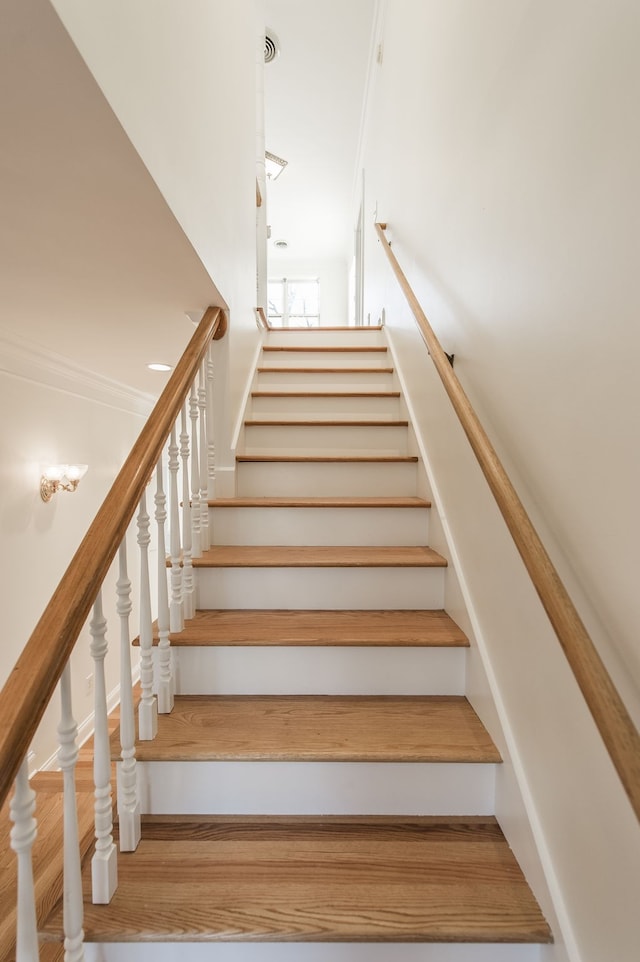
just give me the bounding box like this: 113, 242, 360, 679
260, 351, 390, 369
86, 943, 541, 961
265, 329, 386, 348
242, 423, 408, 454
210, 506, 430, 545
256, 369, 395, 388
134, 760, 496, 816
249, 395, 401, 418
156, 646, 465, 696
195, 566, 445, 610
236, 461, 417, 497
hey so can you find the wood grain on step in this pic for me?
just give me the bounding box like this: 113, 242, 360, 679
236, 454, 417, 463
208, 496, 430, 508
251, 390, 400, 397
256, 366, 395, 374
262, 345, 388, 353
190, 545, 446, 568
126, 695, 500, 763
152, 609, 467, 648
41, 816, 550, 944
244, 419, 408, 426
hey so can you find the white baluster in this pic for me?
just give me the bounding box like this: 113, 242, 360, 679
155, 455, 174, 714
206, 343, 216, 499
189, 384, 202, 560
10, 759, 39, 962
89, 592, 117, 903
168, 425, 184, 634
58, 664, 85, 962
198, 361, 210, 551
180, 404, 195, 620
116, 541, 141, 852
137, 490, 158, 741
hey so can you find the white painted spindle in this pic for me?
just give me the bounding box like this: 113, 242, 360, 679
155, 455, 174, 714
189, 383, 202, 559
58, 664, 85, 962
168, 425, 184, 634
198, 362, 210, 550
9, 759, 39, 962
89, 592, 117, 903
206, 343, 216, 499
137, 489, 158, 741
116, 540, 140, 852
180, 404, 195, 620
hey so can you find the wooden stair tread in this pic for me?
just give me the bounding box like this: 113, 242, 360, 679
237, 454, 417, 463
150, 609, 467, 648
244, 418, 408, 426
256, 366, 394, 373
41, 817, 550, 944
262, 346, 388, 353
190, 545, 446, 568
270, 324, 384, 330
119, 695, 500, 763
208, 496, 430, 508
251, 390, 401, 397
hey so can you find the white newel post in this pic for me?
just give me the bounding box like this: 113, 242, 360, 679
137, 489, 158, 741
198, 361, 210, 550
189, 383, 202, 560
168, 425, 184, 634
9, 759, 39, 962
116, 540, 141, 852
206, 344, 216, 500
89, 592, 117, 903
58, 664, 85, 962
155, 455, 174, 714
180, 404, 195, 620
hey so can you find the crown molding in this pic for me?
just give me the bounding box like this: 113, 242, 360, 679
0, 329, 155, 417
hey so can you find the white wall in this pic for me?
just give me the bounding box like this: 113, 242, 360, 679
50, 0, 264, 466
0, 339, 152, 770
267, 256, 349, 325
359, 1, 640, 960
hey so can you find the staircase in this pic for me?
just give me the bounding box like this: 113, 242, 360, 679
40, 324, 552, 959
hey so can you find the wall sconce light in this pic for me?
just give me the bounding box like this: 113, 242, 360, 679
40, 464, 88, 502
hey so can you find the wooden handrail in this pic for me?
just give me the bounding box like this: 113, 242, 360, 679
255, 307, 271, 331
0, 306, 225, 809
375, 222, 640, 821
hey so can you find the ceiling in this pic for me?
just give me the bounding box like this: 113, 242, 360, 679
263, 0, 376, 264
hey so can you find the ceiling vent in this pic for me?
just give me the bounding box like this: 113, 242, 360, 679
274, 239, 288, 250
264, 30, 280, 63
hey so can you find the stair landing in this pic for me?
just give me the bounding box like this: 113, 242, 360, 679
41, 816, 552, 945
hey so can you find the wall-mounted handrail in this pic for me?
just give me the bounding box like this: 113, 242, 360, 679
0, 305, 225, 810
255, 306, 271, 331
375, 221, 640, 821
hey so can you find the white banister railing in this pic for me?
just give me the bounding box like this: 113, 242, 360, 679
206, 344, 216, 500
155, 455, 174, 714
168, 424, 184, 634
89, 592, 117, 904
0, 307, 225, 959
9, 760, 39, 962
116, 540, 141, 853
189, 384, 202, 560
137, 490, 158, 742
180, 402, 195, 620
58, 664, 85, 962
198, 361, 210, 551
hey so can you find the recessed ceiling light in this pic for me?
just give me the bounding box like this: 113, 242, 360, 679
264, 30, 280, 63
147, 362, 172, 372
273, 239, 289, 250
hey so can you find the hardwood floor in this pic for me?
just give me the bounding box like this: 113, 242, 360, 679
191, 545, 446, 568
151, 608, 468, 647
123, 695, 501, 764
41, 816, 552, 944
